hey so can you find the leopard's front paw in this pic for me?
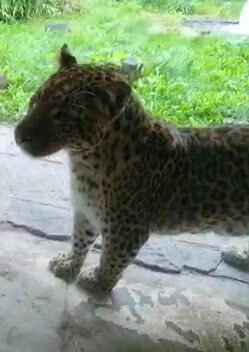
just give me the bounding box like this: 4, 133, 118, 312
49, 252, 82, 282
222, 243, 249, 271
76, 267, 117, 295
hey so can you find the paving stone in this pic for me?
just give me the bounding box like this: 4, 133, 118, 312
0, 74, 8, 90
44, 23, 71, 33
135, 237, 221, 274
121, 58, 143, 83
211, 261, 249, 284
182, 18, 239, 34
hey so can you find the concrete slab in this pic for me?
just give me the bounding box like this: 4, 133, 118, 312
0, 229, 249, 352
182, 18, 249, 36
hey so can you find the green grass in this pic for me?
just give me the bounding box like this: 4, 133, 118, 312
1, 0, 249, 127
0, 0, 57, 22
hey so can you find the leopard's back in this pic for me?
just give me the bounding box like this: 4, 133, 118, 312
148, 125, 249, 236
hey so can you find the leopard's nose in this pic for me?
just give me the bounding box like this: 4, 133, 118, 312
14, 125, 21, 145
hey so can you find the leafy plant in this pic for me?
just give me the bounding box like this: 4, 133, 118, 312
137, 0, 195, 14
0, 0, 59, 22
137, 0, 244, 18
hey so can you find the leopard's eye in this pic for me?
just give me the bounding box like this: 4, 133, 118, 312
63, 96, 70, 104
29, 91, 41, 109
53, 109, 63, 121
29, 96, 36, 107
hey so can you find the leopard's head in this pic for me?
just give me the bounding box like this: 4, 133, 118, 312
14, 44, 131, 157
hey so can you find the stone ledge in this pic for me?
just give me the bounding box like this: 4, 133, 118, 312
0, 230, 249, 352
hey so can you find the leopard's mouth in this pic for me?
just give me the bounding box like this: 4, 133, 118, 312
18, 140, 51, 157
15, 135, 56, 159
14, 125, 62, 158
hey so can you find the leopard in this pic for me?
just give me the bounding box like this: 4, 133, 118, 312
14, 44, 249, 294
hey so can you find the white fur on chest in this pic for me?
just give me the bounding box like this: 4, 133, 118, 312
69, 158, 101, 233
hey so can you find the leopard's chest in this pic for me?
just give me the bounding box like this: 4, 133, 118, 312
70, 159, 102, 233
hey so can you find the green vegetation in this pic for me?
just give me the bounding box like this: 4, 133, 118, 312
0, 0, 85, 22
0, 0, 249, 126
0, 0, 58, 22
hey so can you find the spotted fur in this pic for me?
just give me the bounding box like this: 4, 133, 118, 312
15, 44, 249, 294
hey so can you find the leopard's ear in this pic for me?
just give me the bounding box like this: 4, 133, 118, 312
58, 44, 77, 69
69, 80, 132, 117
101, 80, 131, 107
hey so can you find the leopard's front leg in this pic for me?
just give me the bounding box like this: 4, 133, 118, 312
77, 220, 149, 294
49, 211, 98, 282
